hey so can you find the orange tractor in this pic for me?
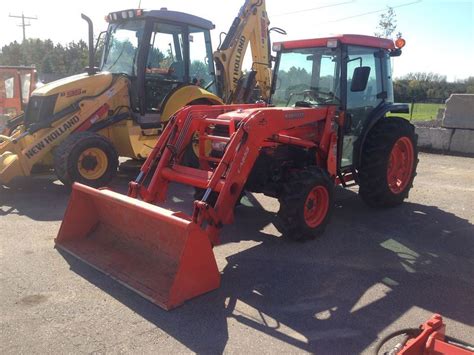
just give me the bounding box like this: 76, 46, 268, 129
0, 66, 37, 135
56, 34, 418, 309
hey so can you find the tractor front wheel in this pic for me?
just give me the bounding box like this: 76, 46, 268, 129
358, 117, 418, 208
54, 132, 118, 188
277, 167, 334, 241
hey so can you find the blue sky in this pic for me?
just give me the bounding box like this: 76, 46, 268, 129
1, 0, 473, 81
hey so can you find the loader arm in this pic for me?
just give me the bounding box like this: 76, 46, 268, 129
213, 0, 272, 103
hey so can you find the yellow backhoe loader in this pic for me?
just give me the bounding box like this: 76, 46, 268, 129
0, 0, 275, 187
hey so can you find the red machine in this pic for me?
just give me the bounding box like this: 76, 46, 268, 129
376, 314, 474, 354
0, 66, 37, 134
56, 35, 418, 309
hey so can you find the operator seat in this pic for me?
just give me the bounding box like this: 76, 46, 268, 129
169, 61, 185, 81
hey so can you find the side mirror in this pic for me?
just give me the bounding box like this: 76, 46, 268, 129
350, 66, 370, 92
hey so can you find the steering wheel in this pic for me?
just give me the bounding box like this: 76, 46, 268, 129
294, 89, 332, 105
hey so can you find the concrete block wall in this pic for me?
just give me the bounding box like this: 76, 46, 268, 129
415, 94, 473, 156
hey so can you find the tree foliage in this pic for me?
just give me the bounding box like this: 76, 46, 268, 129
394, 73, 474, 102
0, 39, 90, 79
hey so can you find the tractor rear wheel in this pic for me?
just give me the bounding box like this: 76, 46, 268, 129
54, 132, 118, 188
277, 167, 334, 241
358, 117, 418, 208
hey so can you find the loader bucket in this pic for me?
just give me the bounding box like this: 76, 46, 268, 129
56, 183, 220, 310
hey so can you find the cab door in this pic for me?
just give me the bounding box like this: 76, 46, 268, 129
143, 21, 187, 114
341, 46, 384, 167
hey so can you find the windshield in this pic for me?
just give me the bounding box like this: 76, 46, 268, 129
272, 47, 341, 107
101, 19, 145, 76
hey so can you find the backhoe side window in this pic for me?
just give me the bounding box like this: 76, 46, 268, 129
189, 26, 215, 92
147, 23, 185, 82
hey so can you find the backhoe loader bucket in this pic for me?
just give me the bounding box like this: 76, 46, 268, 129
0, 137, 25, 185
55, 183, 220, 310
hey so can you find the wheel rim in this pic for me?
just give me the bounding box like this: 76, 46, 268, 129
77, 147, 108, 180
191, 132, 212, 158
303, 186, 329, 228
387, 136, 414, 194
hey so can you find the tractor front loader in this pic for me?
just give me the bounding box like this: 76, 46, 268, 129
56, 34, 418, 309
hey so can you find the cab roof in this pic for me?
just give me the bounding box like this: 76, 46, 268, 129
276, 34, 396, 50
108, 9, 215, 30
145, 9, 215, 30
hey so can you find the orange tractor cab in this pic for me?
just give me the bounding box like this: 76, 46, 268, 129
56, 34, 417, 310
0, 66, 37, 134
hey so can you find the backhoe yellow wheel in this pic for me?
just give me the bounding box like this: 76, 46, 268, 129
77, 148, 109, 180
54, 132, 118, 188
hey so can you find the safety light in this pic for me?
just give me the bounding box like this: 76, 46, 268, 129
121, 11, 128, 19
272, 43, 281, 52
136, 9, 143, 16
327, 39, 338, 48
128, 10, 134, 18
112, 13, 118, 21
395, 37, 406, 49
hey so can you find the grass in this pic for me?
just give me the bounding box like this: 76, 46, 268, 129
389, 103, 445, 121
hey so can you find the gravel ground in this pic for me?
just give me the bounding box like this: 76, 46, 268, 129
1, 152, 473, 354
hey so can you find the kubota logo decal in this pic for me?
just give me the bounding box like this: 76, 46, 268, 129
25, 116, 80, 159
285, 112, 305, 120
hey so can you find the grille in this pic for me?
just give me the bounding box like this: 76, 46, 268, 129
24, 94, 58, 127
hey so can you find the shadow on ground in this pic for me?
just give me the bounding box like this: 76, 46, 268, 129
58, 187, 474, 354
0, 169, 136, 221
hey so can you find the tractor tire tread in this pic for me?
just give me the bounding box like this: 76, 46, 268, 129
277, 167, 334, 241
358, 116, 418, 208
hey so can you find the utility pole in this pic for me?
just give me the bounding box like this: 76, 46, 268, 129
9, 12, 38, 42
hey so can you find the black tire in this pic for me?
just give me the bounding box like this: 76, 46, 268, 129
53, 132, 118, 188
358, 117, 418, 208
277, 167, 334, 241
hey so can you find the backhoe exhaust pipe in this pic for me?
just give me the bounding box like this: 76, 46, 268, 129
81, 14, 98, 75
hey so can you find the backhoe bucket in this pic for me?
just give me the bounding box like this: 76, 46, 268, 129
56, 183, 220, 310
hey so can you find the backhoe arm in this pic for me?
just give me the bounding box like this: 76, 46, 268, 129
213, 0, 272, 104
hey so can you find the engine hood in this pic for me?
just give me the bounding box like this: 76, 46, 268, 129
30, 72, 115, 114
33, 72, 115, 98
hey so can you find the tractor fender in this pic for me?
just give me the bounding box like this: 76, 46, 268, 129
160, 85, 223, 123
353, 102, 409, 169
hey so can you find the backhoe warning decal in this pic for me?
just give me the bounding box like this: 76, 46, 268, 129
24, 116, 80, 159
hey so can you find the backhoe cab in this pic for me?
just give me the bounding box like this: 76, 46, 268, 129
101, 9, 219, 122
